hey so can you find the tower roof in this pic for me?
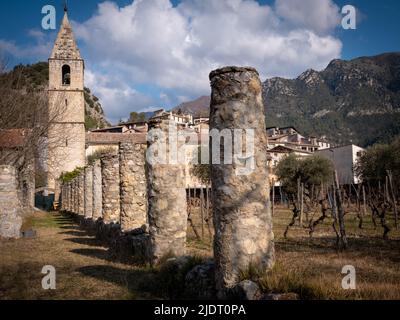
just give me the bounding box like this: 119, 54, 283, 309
50, 11, 81, 60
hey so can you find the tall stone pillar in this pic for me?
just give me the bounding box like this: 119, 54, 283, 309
73, 178, 79, 214
92, 160, 102, 220
78, 172, 85, 216
84, 166, 93, 219
146, 120, 187, 264
66, 182, 70, 212
101, 154, 120, 224
209, 66, 275, 297
119, 142, 147, 232
0, 166, 22, 239
62, 185, 66, 211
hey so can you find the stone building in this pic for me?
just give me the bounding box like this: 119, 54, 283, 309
46, 7, 86, 198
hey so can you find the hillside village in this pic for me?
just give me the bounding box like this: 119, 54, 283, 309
1, 3, 399, 302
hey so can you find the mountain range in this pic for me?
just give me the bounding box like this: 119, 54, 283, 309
174, 52, 400, 147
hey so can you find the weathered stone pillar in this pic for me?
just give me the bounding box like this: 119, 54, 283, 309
119, 142, 147, 232
78, 172, 85, 216
209, 66, 275, 297
73, 178, 79, 214
0, 166, 22, 239
146, 120, 187, 264
68, 181, 73, 212
61, 184, 66, 211
65, 182, 71, 212
84, 166, 93, 219
101, 154, 120, 224
92, 160, 102, 220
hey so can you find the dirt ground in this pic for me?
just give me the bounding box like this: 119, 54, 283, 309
1, 207, 400, 300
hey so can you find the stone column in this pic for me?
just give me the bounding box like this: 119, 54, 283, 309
78, 172, 85, 216
92, 160, 102, 220
73, 178, 79, 214
0, 166, 22, 239
119, 142, 147, 232
65, 182, 69, 212
146, 119, 187, 264
84, 166, 93, 219
101, 154, 120, 224
209, 66, 275, 297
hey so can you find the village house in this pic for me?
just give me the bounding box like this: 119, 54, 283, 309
317, 144, 365, 185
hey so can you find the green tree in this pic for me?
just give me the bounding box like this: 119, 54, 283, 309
355, 137, 400, 186
275, 154, 333, 194
128, 112, 146, 123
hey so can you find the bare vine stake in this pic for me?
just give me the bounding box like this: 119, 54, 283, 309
206, 187, 212, 241
271, 179, 275, 217
297, 178, 301, 225
334, 171, 348, 250
200, 187, 205, 239
300, 183, 304, 225
387, 170, 398, 229
362, 185, 367, 218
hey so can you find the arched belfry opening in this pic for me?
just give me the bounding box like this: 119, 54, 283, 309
62, 64, 71, 85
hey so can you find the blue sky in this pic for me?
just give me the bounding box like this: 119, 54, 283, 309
0, 0, 399, 123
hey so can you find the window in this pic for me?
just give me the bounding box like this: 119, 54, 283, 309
62, 65, 71, 85
65, 99, 68, 106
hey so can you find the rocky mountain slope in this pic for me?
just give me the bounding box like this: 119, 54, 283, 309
0, 62, 110, 130
174, 52, 400, 147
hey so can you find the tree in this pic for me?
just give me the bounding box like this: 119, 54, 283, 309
128, 111, 146, 123
355, 138, 400, 186
275, 153, 333, 195
0, 55, 69, 189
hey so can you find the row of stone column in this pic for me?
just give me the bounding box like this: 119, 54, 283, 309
60, 66, 275, 298
61, 142, 148, 233
60, 138, 188, 264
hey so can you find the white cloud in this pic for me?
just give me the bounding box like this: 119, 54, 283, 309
275, 0, 341, 35
85, 69, 154, 123
1, 0, 342, 121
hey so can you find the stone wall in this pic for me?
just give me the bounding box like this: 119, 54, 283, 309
101, 154, 120, 224
146, 120, 188, 264
92, 160, 102, 220
84, 166, 93, 219
209, 66, 275, 297
119, 142, 147, 232
78, 172, 85, 216
0, 166, 22, 239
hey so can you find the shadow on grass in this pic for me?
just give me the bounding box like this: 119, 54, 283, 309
276, 236, 400, 263
66, 237, 104, 247
76, 265, 159, 299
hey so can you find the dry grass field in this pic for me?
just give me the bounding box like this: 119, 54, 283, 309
0, 206, 399, 300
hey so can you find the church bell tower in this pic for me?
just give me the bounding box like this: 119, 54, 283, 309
47, 5, 86, 195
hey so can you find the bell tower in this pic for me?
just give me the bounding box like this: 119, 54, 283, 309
47, 5, 85, 195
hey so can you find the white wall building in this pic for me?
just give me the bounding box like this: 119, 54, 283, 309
317, 144, 365, 185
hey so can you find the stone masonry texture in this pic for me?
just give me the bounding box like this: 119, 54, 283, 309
209, 66, 275, 297
101, 154, 120, 224
119, 142, 147, 232
78, 172, 85, 215
0, 166, 22, 239
146, 119, 188, 264
84, 166, 93, 219
92, 160, 102, 220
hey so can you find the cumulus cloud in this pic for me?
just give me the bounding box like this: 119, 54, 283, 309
72, 0, 343, 119
85, 69, 154, 123
275, 0, 341, 35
